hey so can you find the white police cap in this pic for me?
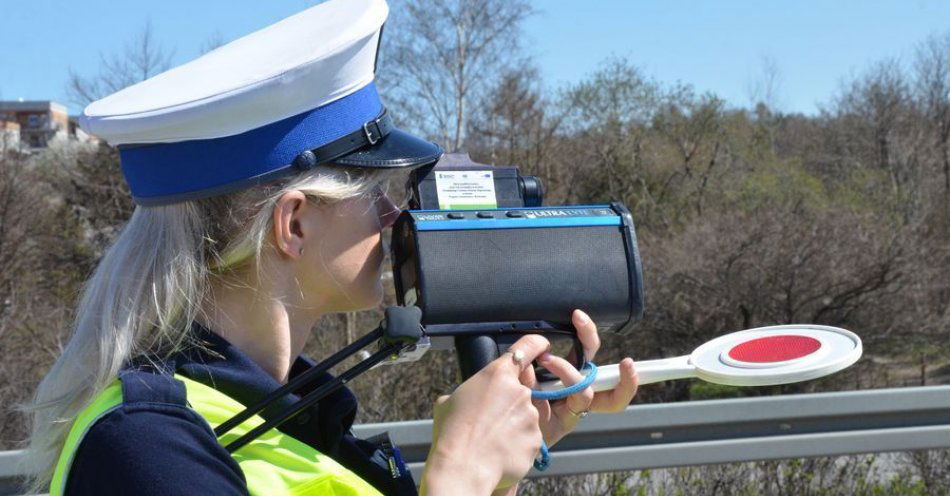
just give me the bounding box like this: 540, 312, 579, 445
80, 0, 441, 206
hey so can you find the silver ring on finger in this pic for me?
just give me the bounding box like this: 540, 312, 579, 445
567, 404, 590, 419
506, 349, 526, 366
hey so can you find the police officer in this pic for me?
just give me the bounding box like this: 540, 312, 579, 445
24, 0, 639, 494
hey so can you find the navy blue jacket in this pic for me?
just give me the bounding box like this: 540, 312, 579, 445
65, 324, 416, 495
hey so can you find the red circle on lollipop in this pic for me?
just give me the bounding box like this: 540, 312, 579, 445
727, 335, 822, 363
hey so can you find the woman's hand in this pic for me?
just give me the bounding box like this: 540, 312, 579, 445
531, 309, 639, 448
420, 335, 552, 495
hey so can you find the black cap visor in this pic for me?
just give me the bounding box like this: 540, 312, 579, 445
334, 128, 442, 169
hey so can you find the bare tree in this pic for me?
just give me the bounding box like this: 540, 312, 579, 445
915, 31, 950, 196
378, 0, 534, 151
832, 59, 928, 219
555, 59, 662, 216
635, 207, 908, 401
563, 59, 660, 133
653, 85, 726, 217
66, 20, 175, 108
0, 151, 95, 449
0, 154, 45, 320
200, 30, 227, 55
466, 66, 569, 200
746, 54, 784, 112
470, 67, 546, 166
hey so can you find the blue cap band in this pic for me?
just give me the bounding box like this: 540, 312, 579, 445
119, 82, 383, 205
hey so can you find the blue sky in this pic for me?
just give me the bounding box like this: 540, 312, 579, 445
1, 1, 948, 115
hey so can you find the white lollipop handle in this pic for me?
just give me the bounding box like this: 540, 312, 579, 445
537, 355, 695, 393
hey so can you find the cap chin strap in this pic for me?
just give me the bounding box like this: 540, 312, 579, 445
292, 108, 393, 170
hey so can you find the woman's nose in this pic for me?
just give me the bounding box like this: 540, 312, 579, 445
377, 193, 402, 229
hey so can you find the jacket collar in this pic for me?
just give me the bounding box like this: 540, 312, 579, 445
171, 322, 359, 456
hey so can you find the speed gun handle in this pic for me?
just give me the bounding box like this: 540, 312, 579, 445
455, 335, 501, 380
537, 355, 694, 393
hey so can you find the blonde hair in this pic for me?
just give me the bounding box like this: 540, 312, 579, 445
21, 164, 397, 492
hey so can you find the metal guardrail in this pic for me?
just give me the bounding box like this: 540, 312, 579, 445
0, 452, 25, 496
354, 385, 950, 478
3, 385, 949, 494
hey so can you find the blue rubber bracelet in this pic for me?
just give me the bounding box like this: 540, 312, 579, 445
530, 361, 598, 471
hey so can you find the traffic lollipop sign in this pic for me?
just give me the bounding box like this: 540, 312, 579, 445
538, 324, 862, 392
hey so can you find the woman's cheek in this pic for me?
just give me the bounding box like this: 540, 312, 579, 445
351, 234, 387, 307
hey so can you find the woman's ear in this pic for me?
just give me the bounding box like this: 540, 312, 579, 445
272, 190, 311, 259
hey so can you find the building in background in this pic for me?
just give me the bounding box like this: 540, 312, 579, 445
0, 120, 20, 150
0, 100, 98, 151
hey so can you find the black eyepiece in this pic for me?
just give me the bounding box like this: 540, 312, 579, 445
519, 176, 544, 207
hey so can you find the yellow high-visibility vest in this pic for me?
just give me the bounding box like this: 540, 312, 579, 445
51, 375, 383, 496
